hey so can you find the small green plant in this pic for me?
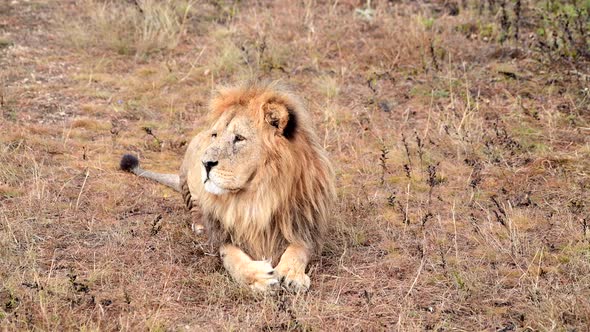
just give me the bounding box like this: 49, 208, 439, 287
476, 0, 590, 58
0, 38, 13, 49
355, 0, 375, 22
420, 17, 435, 30
535, 0, 590, 58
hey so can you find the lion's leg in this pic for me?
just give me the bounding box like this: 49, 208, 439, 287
275, 244, 311, 292
219, 244, 279, 292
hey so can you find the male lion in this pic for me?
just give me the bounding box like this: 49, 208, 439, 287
120, 82, 336, 292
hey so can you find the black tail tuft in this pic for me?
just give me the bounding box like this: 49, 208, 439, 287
120, 154, 140, 172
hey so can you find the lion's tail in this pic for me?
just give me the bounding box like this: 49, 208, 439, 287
119, 154, 181, 192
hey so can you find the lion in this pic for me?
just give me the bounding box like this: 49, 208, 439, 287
120, 82, 336, 292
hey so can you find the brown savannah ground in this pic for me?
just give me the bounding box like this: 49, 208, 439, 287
1, 0, 589, 331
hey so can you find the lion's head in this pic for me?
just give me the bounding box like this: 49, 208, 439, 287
182, 82, 335, 261
199, 84, 301, 196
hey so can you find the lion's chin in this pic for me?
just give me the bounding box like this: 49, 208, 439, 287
204, 180, 229, 195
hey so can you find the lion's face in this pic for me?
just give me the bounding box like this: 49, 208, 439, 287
200, 111, 263, 195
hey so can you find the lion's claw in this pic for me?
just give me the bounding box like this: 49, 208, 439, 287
276, 269, 310, 293
247, 260, 279, 293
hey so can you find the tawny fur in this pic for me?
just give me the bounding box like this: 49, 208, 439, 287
180, 82, 336, 264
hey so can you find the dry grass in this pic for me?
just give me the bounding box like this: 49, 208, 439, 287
60, 0, 194, 56
1, 0, 589, 330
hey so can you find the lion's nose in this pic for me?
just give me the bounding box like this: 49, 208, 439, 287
203, 160, 218, 175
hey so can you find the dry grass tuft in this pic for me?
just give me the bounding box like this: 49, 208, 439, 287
60, 0, 193, 56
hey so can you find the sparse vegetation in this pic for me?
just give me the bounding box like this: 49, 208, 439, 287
1, 0, 589, 330
61, 0, 194, 56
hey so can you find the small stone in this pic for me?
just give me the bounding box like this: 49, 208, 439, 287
378, 100, 391, 113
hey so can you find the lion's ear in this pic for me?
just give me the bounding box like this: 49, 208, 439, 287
262, 100, 297, 139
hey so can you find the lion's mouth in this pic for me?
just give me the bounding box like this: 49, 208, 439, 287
204, 179, 229, 195
201, 166, 242, 195
203, 177, 241, 195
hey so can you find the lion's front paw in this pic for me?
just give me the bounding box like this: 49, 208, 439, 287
246, 260, 279, 293
276, 266, 311, 292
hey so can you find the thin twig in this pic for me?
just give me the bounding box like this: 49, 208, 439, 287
75, 169, 90, 210
452, 200, 459, 262
403, 254, 425, 300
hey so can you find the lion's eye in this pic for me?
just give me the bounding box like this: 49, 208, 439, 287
234, 134, 246, 142
211, 133, 217, 138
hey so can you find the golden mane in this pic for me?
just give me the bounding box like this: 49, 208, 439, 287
188, 82, 335, 263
